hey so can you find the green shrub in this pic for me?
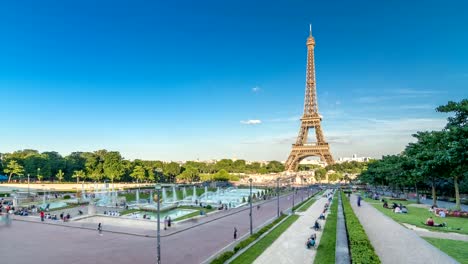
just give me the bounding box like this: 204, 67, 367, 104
206, 204, 212, 209
342, 192, 381, 264
63, 195, 71, 199
210, 251, 235, 264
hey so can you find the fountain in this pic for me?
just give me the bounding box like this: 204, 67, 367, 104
182, 187, 187, 199
192, 186, 197, 203
81, 183, 86, 201
172, 186, 177, 202
136, 188, 140, 203
162, 188, 167, 202
150, 190, 154, 204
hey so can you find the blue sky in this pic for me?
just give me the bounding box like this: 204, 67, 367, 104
1, 0, 467, 161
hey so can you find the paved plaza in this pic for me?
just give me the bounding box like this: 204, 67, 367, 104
0, 190, 313, 264
349, 195, 458, 264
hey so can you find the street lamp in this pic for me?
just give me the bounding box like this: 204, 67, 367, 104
249, 178, 253, 235
291, 179, 295, 212
276, 178, 280, 218
155, 183, 162, 264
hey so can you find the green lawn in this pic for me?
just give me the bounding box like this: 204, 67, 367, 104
363, 197, 468, 235
230, 215, 300, 264
314, 193, 338, 264
423, 237, 468, 264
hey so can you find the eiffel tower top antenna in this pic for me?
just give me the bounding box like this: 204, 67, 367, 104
309, 24, 312, 36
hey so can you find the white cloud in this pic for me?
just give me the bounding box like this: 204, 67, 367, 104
240, 119, 262, 125
252, 86, 261, 93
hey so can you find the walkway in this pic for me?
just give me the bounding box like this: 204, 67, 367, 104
349, 195, 458, 264
402, 223, 468, 242
253, 192, 329, 264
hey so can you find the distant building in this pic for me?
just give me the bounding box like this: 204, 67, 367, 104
337, 154, 371, 163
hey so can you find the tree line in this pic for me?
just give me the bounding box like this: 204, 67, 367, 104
358, 99, 467, 210
0, 149, 286, 184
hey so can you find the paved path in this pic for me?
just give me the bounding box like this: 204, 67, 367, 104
0, 189, 316, 264
253, 192, 329, 264
402, 223, 468, 242
350, 195, 459, 264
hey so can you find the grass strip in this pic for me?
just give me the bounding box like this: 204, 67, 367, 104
314, 193, 338, 264
423, 237, 468, 264
342, 192, 381, 264
230, 214, 300, 264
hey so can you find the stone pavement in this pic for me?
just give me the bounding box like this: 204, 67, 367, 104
349, 195, 458, 264
253, 191, 330, 264
402, 223, 468, 242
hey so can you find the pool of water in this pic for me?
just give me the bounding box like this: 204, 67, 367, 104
39, 201, 68, 210
123, 209, 197, 221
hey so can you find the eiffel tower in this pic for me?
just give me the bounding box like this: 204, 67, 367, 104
285, 25, 334, 171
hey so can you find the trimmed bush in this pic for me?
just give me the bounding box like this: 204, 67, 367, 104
342, 192, 381, 264
206, 204, 212, 209
63, 195, 71, 199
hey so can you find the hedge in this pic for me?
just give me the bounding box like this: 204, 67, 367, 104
342, 192, 381, 264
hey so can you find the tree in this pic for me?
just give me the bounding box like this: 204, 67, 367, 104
314, 168, 327, 182
72, 170, 86, 184
213, 169, 230, 181
177, 166, 199, 182
266, 161, 284, 173
436, 99, 468, 210
164, 162, 181, 183
56, 169, 65, 182
130, 165, 147, 183
4, 160, 24, 183
103, 151, 125, 183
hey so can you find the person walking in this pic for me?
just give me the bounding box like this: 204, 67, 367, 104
233, 227, 238, 239
40, 211, 45, 222
357, 195, 362, 207
98, 223, 102, 235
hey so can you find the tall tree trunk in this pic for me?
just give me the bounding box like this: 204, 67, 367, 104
454, 176, 461, 211
415, 183, 420, 204
8, 173, 12, 183
431, 178, 437, 207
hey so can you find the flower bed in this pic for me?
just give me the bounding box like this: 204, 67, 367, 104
435, 208, 468, 218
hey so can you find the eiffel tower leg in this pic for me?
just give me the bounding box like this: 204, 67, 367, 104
285, 153, 300, 171
315, 124, 325, 143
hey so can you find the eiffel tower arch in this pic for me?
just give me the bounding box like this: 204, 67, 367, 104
285, 25, 334, 171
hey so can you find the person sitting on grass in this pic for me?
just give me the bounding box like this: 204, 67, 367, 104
439, 210, 446, 218
383, 201, 389, 208
401, 206, 408, 214
426, 217, 434, 226
424, 217, 445, 227
394, 206, 402, 213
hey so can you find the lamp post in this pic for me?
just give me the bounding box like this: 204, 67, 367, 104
249, 178, 253, 235
27, 174, 30, 197
155, 183, 162, 264
292, 180, 295, 212
276, 178, 280, 218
